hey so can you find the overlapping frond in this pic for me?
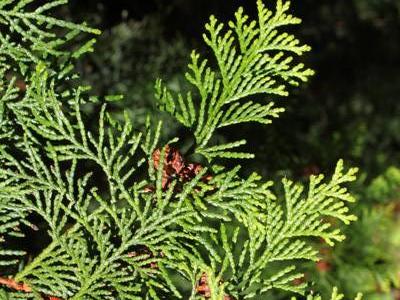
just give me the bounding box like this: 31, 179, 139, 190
0, 0, 100, 75
0, 67, 204, 298
0, 1, 361, 299
188, 161, 358, 298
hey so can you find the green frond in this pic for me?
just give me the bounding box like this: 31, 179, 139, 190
156, 0, 314, 161
292, 287, 363, 300
189, 161, 358, 298
0, 1, 361, 299
0, 0, 99, 75
197, 140, 254, 161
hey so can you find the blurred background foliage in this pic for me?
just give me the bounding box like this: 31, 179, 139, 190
62, 0, 399, 298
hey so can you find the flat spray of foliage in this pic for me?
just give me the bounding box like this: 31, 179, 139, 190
0, 0, 362, 299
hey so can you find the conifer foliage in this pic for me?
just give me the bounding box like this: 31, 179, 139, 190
0, 0, 361, 299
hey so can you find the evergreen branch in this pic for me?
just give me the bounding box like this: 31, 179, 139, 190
293, 287, 363, 300
156, 0, 314, 161
0, 1, 362, 299
192, 161, 358, 298
0, 0, 100, 75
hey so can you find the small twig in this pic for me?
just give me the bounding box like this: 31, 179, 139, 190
0, 277, 32, 292
0, 277, 62, 300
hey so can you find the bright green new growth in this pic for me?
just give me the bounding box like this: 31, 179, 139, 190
156, 0, 314, 160
0, 0, 360, 299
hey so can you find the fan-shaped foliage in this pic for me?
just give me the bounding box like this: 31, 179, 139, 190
0, 1, 360, 299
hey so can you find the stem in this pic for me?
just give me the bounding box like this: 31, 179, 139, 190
15, 241, 57, 282
0, 277, 31, 292
0, 277, 62, 300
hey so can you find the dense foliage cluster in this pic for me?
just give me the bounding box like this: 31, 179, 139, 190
1, 0, 396, 299
73, 0, 400, 298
